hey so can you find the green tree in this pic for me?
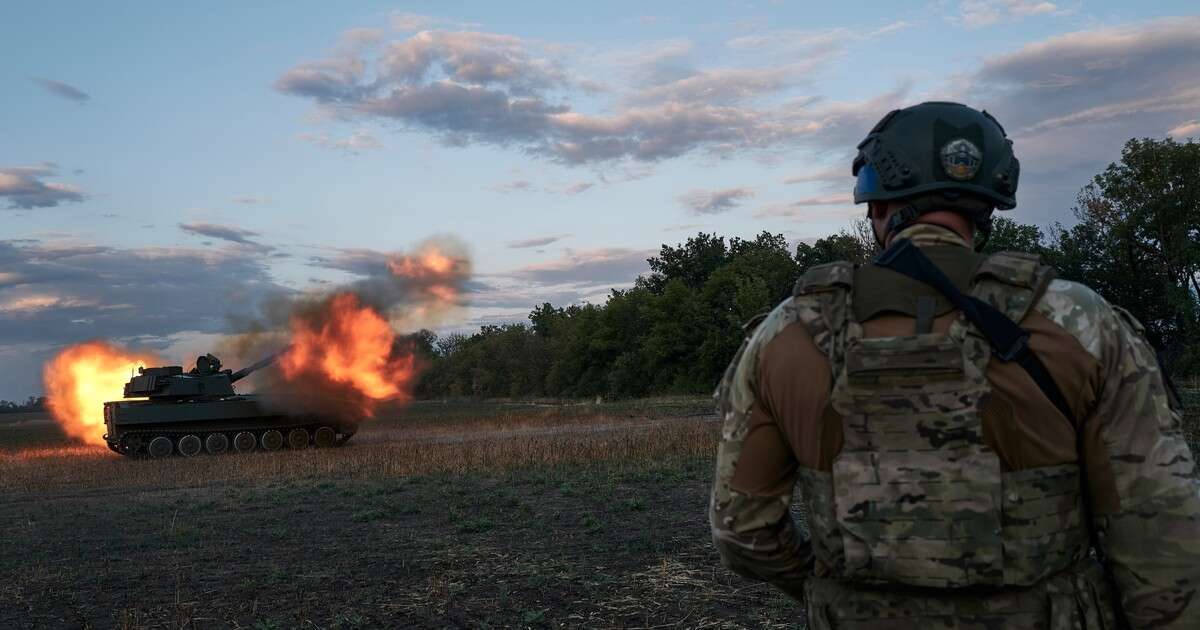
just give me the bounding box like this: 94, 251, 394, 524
643, 233, 729, 293
982, 216, 1046, 255
1049, 138, 1200, 371
795, 230, 872, 272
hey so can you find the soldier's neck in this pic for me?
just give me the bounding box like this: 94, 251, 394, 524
889, 222, 973, 249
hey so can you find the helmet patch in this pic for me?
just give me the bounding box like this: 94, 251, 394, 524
941, 138, 982, 181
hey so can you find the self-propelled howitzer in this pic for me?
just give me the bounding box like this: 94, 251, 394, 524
103, 353, 358, 458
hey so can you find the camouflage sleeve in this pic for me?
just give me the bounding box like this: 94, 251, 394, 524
1040, 280, 1200, 628
709, 302, 811, 600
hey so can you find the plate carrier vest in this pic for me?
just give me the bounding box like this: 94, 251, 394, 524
790, 249, 1120, 629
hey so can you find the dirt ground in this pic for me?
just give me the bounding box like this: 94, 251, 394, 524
0, 400, 799, 629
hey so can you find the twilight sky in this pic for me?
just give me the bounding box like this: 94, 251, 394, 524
2, 1, 1198, 399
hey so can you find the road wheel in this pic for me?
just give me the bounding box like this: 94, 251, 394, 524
287, 428, 309, 450
123, 434, 145, 454
178, 434, 202, 457
233, 431, 256, 453
205, 433, 229, 455
148, 436, 174, 458
261, 429, 284, 451
313, 426, 337, 448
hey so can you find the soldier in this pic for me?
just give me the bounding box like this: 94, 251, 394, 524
710, 101, 1200, 628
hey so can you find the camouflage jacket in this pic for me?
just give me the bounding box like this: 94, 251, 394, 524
710, 224, 1200, 628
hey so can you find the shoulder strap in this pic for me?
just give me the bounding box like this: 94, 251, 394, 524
873, 240, 1072, 422
792, 261, 855, 377
973, 251, 1056, 324
793, 261, 854, 297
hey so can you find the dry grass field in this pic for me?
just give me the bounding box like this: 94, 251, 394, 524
3, 392, 1196, 629
0, 399, 799, 629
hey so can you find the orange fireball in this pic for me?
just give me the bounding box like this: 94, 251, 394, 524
278, 292, 417, 417
43, 341, 158, 446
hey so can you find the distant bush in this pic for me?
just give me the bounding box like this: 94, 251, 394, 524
0, 396, 46, 414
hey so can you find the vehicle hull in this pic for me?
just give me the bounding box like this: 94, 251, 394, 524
102, 395, 357, 457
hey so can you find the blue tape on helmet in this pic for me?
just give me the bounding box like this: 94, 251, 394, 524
853, 163, 882, 202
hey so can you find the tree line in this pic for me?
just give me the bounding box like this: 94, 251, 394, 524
415, 137, 1198, 398
0, 396, 47, 413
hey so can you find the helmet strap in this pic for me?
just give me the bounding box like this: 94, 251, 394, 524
883, 197, 938, 242
880, 194, 996, 250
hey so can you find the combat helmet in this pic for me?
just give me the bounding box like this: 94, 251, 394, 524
852, 101, 1020, 248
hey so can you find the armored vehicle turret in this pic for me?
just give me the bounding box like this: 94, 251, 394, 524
102, 353, 358, 458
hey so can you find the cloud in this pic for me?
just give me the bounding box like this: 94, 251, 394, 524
754, 203, 862, 220
726, 21, 913, 53
563, 181, 594, 195
1018, 87, 1200, 135
789, 193, 852, 206
490, 179, 534, 193
942, 15, 1200, 221
339, 27, 384, 49
606, 39, 696, 86
596, 163, 657, 184
275, 26, 901, 164
622, 65, 814, 107
677, 187, 756, 215
277, 30, 568, 102
0, 164, 86, 209
232, 196, 270, 205
305, 247, 389, 277
1169, 120, 1200, 139
492, 178, 595, 196
506, 247, 653, 286
970, 17, 1200, 133
461, 284, 594, 311
0, 294, 97, 313
0, 239, 288, 349
473, 250, 656, 317
753, 194, 858, 220
783, 166, 848, 185
955, 1, 1067, 29
273, 54, 367, 103
28, 77, 89, 103
506, 234, 571, 249
445, 247, 654, 313
179, 221, 273, 253
298, 129, 384, 153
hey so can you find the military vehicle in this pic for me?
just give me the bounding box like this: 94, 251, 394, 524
102, 353, 358, 458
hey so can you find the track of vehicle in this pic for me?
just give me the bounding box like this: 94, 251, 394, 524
106, 419, 357, 458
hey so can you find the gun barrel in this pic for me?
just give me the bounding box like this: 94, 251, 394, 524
230, 351, 284, 383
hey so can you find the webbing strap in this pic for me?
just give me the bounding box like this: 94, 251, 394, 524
873, 239, 1073, 422
915, 296, 936, 335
